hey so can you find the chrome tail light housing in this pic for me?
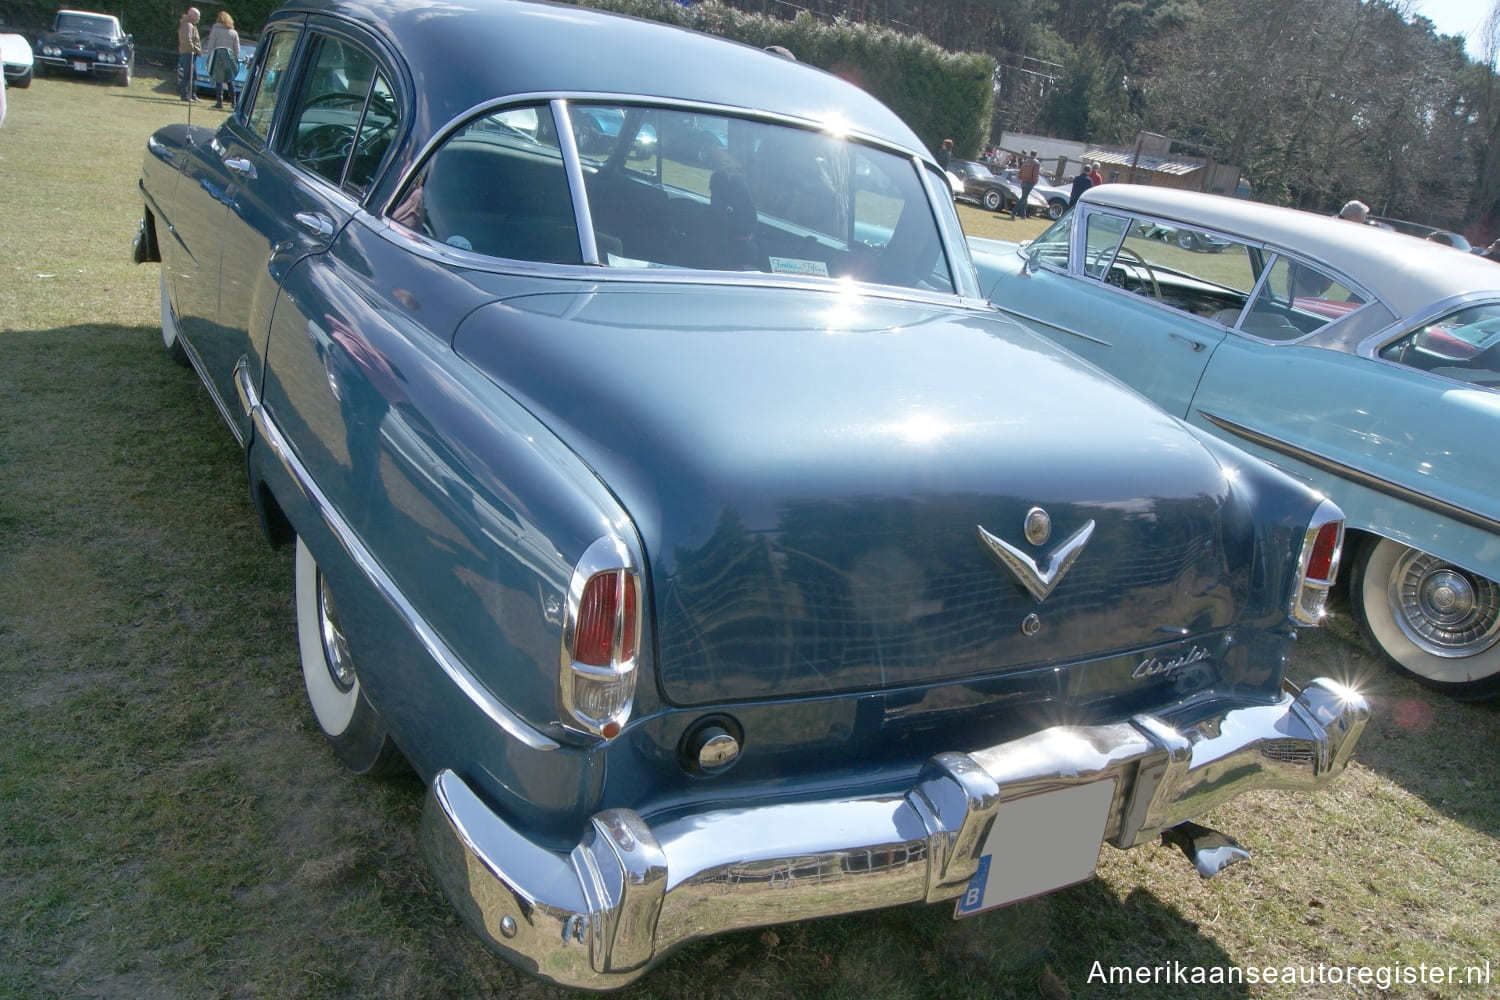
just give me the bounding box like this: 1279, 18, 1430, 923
560, 537, 641, 739
1291, 498, 1344, 625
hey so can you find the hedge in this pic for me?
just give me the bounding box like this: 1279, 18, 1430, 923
1, 0, 994, 157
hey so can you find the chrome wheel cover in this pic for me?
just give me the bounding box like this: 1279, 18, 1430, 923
318, 573, 358, 692
1389, 550, 1500, 658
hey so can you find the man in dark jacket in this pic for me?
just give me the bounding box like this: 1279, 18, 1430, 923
1068, 166, 1093, 207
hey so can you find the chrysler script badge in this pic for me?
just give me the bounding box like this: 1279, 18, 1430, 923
978, 513, 1095, 603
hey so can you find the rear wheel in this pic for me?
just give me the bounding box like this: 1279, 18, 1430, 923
158, 269, 190, 366
1350, 537, 1500, 699
12, 68, 31, 88
1046, 198, 1065, 220
296, 537, 407, 774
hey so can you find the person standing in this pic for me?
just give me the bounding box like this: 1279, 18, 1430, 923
1089, 161, 1103, 187
1068, 164, 1093, 206
1337, 200, 1369, 224
1010, 149, 1040, 219
204, 10, 240, 109
177, 7, 202, 102
936, 138, 953, 170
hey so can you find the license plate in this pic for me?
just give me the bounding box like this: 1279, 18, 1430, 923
71, 61, 88, 71
955, 778, 1116, 916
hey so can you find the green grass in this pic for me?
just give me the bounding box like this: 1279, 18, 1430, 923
2, 68, 1499, 1000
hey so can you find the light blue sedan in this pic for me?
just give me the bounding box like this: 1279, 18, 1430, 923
972, 185, 1500, 698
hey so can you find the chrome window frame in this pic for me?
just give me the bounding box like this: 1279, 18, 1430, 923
377, 92, 976, 303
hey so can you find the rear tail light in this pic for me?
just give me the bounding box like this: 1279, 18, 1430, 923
560, 539, 641, 740
1291, 499, 1344, 625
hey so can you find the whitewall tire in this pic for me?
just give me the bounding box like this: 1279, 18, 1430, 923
295, 537, 406, 774
1350, 537, 1500, 700
159, 269, 190, 366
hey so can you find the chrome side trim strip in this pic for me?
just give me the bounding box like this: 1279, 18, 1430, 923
422, 677, 1367, 990
1196, 410, 1500, 537
235, 363, 559, 752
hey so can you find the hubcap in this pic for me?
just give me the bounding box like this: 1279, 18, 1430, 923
1389, 550, 1500, 658
317, 573, 358, 692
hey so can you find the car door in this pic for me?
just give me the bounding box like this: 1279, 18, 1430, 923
210, 21, 398, 445
988, 208, 1253, 419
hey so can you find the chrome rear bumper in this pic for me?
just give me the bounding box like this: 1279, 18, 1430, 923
420, 677, 1367, 990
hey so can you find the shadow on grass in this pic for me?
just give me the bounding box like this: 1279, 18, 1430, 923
1291, 590, 1500, 841
636, 880, 1251, 1000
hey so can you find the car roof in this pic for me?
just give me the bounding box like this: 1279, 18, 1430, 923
1077, 185, 1500, 316
274, 0, 927, 158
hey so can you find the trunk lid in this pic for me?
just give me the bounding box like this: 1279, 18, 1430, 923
454, 283, 1248, 706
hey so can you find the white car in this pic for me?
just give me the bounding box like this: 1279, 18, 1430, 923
1, 31, 34, 88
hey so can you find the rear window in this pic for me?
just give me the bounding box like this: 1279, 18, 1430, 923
393, 102, 955, 294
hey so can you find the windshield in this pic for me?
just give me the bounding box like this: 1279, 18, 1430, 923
399, 101, 956, 295
55, 13, 115, 35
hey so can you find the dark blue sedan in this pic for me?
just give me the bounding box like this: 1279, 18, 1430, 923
134, 0, 1367, 988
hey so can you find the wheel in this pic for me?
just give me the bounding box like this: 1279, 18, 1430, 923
12, 67, 31, 88
158, 269, 190, 366
296, 537, 407, 774
1349, 537, 1500, 699
117, 57, 131, 86
1175, 229, 1198, 251
982, 188, 1003, 211
1046, 198, 1065, 220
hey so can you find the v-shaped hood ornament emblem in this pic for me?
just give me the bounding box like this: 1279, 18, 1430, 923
978, 513, 1095, 603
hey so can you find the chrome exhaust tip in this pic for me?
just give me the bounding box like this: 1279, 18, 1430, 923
1161, 821, 1251, 878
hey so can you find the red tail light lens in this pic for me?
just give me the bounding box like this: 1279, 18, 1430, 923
575, 570, 628, 667
1306, 520, 1341, 583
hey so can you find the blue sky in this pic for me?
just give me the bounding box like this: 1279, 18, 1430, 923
1413, 0, 1491, 60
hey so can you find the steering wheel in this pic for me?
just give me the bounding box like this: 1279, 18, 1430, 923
1108, 246, 1162, 301
295, 122, 357, 174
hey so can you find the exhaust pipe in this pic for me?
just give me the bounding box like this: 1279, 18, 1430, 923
1161, 821, 1251, 878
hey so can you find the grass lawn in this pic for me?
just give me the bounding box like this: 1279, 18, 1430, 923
2, 69, 1498, 1000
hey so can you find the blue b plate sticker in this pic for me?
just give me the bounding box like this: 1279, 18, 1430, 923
956, 778, 1117, 917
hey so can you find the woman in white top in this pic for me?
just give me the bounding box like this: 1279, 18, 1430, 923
203, 11, 241, 109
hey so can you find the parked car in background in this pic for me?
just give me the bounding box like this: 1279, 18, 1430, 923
972, 185, 1500, 698
33, 9, 132, 86
135, 0, 1367, 987
193, 38, 256, 99
997, 166, 1073, 219
949, 158, 1048, 215
1, 31, 34, 88
1370, 216, 1472, 251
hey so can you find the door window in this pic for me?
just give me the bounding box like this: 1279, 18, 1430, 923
281, 35, 383, 190
244, 31, 298, 140
1380, 304, 1500, 389
1241, 256, 1365, 341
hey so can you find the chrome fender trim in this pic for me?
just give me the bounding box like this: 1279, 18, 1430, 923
235, 361, 559, 752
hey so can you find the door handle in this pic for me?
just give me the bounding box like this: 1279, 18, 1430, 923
1169, 332, 1206, 352
224, 157, 256, 178
295, 212, 335, 239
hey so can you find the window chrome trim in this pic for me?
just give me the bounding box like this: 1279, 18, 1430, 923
551, 99, 600, 265
377, 91, 964, 296
235, 361, 561, 752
